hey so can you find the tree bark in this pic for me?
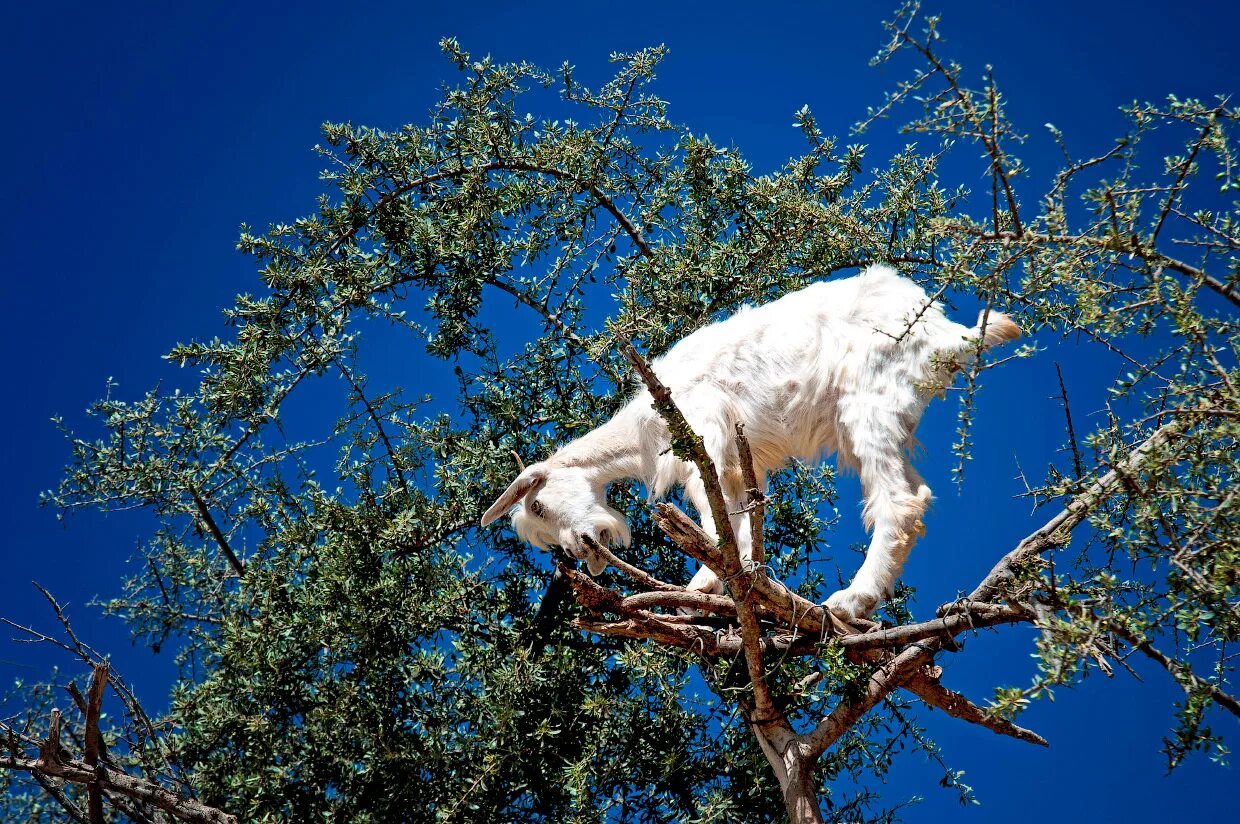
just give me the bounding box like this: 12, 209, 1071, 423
780, 746, 826, 824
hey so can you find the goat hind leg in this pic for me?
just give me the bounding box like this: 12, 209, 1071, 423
828, 422, 930, 620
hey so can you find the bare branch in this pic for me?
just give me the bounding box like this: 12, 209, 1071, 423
619, 342, 738, 559
907, 670, 1049, 747
2, 743, 238, 824
838, 603, 1032, 651
83, 664, 108, 823
619, 342, 792, 736
652, 502, 859, 638
579, 534, 681, 592
619, 590, 736, 617
31, 771, 90, 824
802, 644, 937, 758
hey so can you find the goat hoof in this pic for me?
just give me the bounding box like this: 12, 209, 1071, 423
686, 565, 723, 597
825, 588, 880, 621
680, 566, 723, 617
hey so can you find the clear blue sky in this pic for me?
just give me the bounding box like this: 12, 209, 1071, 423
1, 1, 1235, 820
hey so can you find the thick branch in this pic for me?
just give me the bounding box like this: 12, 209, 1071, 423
620, 590, 737, 616
650, 502, 726, 572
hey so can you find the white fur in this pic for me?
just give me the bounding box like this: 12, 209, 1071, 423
481, 265, 1020, 619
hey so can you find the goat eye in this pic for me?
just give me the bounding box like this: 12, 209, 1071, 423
529, 499, 546, 518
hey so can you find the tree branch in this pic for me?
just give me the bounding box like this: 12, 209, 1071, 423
83, 664, 108, 824
907, 669, 1048, 747
802, 643, 937, 758
186, 485, 244, 578
950, 224, 1240, 309
2, 742, 238, 824
579, 534, 681, 592
802, 415, 1195, 759
619, 342, 792, 735
971, 416, 1188, 603
838, 603, 1032, 651
1110, 625, 1240, 720
735, 424, 766, 565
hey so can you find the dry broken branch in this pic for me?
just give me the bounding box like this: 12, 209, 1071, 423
83, 663, 108, 824
1, 690, 238, 824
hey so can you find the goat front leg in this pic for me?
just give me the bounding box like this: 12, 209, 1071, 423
828, 415, 931, 620
683, 466, 752, 597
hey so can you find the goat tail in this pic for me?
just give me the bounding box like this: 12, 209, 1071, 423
973, 310, 1022, 348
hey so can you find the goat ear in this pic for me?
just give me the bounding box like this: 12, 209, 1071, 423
480, 466, 547, 527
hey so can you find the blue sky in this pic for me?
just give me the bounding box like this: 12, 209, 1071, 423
1, 1, 1236, 820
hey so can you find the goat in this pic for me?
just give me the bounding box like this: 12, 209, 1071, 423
481, 265, 1021, 619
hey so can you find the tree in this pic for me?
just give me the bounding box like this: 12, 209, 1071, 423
2, 3, 1236, 821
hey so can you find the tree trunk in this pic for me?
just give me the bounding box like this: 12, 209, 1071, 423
750, 724, 824, 824
779, 749, 825, 824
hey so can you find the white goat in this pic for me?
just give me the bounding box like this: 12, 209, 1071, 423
481, 265, 1021, 619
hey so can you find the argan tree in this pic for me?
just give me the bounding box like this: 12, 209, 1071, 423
2, 4, 1236, 821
